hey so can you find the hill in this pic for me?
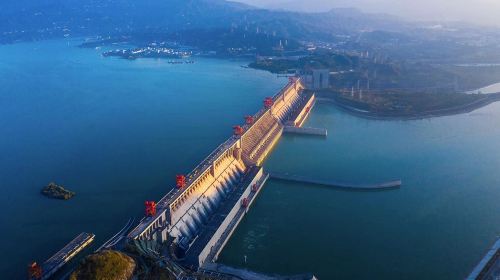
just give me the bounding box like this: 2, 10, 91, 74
0, 0, 409, 43
70, 250, 135, 280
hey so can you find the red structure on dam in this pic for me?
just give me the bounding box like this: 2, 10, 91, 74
127, 78, 316, 269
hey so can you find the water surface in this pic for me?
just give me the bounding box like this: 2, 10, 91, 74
0, 39, 285, 279
2, 39, 499, 280
220, 101, 500, 279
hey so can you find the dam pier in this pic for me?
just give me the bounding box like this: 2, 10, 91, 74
127, 77, 320, 274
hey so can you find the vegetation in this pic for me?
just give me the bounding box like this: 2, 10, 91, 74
41, 182, 75, 200
323, 90, 500, 119
70, 250, 135, 280
249, 53, 358, 73
438, 65, 500, 91
251, 48, 500, 94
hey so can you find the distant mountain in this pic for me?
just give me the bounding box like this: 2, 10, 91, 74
1, 0, 412, 43
2, 0, 251, 33
4, 0, 499, 63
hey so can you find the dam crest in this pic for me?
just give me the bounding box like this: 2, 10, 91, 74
127, 77, 317, 270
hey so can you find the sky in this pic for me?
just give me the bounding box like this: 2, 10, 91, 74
236, 0, 500, 27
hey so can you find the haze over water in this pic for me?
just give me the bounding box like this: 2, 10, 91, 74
1, 39, 499, 279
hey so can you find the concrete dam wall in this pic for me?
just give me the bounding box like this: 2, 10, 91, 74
271, 80, 305, 122
241, 111, 282, 165
127, 77, 315, 268
168, 151, 246, 243
240, 78, 308, 165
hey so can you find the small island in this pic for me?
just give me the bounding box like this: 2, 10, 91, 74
41, 182, 75, 200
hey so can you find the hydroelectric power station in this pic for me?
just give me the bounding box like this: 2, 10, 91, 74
127, 77, 318, 272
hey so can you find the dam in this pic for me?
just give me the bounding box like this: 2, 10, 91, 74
127, 77, 317, 270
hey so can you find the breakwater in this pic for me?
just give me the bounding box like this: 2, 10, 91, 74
269, 172, 401, 190
127, 77, 316, 270
283, 126, 327, 137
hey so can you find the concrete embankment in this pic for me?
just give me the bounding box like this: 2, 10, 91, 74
41, 233, 95, 280
290, 93, 316, 127
269, 172, 401, 190
282, 91, 327, 137
283, 126, 327, 137
467, 237, 500, 280
200, 168, 269, 266
202, 263, 317, 280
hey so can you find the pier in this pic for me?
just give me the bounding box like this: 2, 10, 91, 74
269, 172, 401, 190
30, 232, 95, 280
467, 237, 500, 280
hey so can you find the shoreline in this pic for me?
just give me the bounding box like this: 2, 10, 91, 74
317, 92, 500, 121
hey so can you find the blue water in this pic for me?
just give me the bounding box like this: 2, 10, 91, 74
2, 39, 500, 280
219, 102, 500, 279
0, 39, 286, 279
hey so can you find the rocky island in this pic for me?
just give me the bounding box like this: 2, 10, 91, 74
41, 182, 75, 200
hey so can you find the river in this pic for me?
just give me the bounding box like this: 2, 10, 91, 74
219, 101, 500, 279
0, 39, 285, 279
1, 39, 499, 280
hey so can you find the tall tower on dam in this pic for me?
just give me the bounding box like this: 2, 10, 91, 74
127, 77, 315, 268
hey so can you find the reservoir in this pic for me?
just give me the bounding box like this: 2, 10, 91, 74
219, 101, 500, 279
0, 39, 285, 279
1, 39, 499, 279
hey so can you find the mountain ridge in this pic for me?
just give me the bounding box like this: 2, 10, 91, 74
1, 0, 413, 43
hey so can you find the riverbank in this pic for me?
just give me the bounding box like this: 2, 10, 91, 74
317, 91, 500, 120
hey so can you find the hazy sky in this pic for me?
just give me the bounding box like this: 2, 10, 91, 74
236, 0, 500, 27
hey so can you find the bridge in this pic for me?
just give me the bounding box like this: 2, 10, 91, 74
126, 77, 319, 272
